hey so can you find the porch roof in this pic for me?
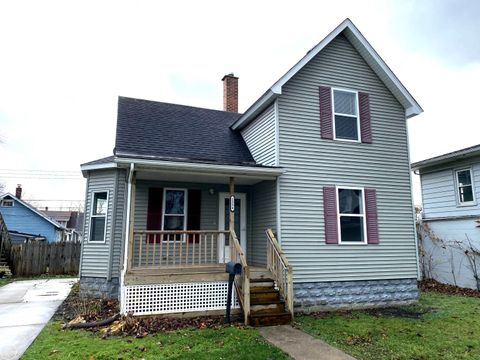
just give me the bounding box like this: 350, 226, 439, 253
117, 156, 284, 185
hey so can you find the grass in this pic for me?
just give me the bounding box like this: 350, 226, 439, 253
296, 292, 480, 360
22, 321, 289, 360
0, 277, 12, 287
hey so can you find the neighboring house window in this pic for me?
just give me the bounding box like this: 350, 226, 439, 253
332, 89, 359, 141
162, 189, 187, 233
337, 187, 366, 243
89, 191, 108, 242
0, 199, 14, 207
456, 169, 475, 205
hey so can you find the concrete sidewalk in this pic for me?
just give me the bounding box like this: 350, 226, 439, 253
0, 278, 76, 360
259, 325, 356, 360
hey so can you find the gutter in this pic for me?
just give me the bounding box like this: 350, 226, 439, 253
114, 156, 285, 178
120, 163, 134, 314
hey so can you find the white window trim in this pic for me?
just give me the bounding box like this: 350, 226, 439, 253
161, 188, 188, 242
455, 168, 476, 207
1, 199, 14, 207
331, 87, 361, 143
88, 190, 109, 243
336, 186, 367, 245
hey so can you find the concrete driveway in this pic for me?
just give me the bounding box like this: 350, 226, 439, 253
0, 278, 76, 360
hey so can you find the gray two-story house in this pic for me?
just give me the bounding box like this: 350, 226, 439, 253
412, 144, 480, 290
79, 19, 422, 325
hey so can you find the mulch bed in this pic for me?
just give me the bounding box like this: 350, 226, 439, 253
58, 283, 241, 336
419, 279, 480, 298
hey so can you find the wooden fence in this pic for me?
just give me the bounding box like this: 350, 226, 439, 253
10, 241, 81, 277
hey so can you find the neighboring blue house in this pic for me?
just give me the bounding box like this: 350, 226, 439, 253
412, 144, 480, 290
0, 192, 65, 243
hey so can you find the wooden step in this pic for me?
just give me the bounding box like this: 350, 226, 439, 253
250, 289, 280, 303
249, 311, 292, 327
251, 301, 286, 315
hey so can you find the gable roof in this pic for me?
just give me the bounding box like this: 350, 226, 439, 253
114, 97, 255, 165
231, 18, 423, 130
0, 193, 65, 230
411, 144, 480, 171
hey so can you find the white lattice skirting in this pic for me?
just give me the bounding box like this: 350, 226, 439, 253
124, 281, 239, 316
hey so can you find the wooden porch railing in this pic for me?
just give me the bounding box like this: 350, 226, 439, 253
128, 230, 230, 269
230, 230, 250, 325
266, 229, 294, 319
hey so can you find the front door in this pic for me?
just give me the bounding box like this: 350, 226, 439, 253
218, 192, 247, 262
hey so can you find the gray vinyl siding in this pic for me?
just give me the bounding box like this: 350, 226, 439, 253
420, 158, 480, 219
80, 169, 117, 278
241, 105, 277, 166
277, 34, 418, 282
250, 180, 277, 266
111, 169, 127, 278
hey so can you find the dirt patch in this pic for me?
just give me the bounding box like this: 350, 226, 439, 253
419, 279, 480, 298
365, 307, 430, 319
58, 283, 242, 336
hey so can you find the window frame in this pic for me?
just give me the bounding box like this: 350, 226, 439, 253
0, 199, 14, 207
161, 188, 188, 242
336, 186, 367, 245
88, 190, 109, 243
455, 168, 476, 206
331, 87, 361, 143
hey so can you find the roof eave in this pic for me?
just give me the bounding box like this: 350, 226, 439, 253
231, 90, 278, 130
412, 149, 480, 172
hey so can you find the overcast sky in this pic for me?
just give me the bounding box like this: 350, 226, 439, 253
0, 0, 479, 209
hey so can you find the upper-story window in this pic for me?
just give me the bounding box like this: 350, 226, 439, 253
455, 168, 475, 205
332, 89, 360, 142
89, 191, 108, 242
0, 199, 14, 207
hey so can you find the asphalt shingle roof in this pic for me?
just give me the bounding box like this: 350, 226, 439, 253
114, 97, 255, 165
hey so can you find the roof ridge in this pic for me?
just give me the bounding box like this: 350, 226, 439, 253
118, 96, 243, 117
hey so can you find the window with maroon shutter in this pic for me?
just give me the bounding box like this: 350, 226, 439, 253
319, 86, 333, 139
364, 188, 379, 244
359, 92, 372, 143
323, 186, 339, 244
187, 189, 202, 243
146, 188, 163, 243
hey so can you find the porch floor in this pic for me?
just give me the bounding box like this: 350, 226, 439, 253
125, 265, 270, 285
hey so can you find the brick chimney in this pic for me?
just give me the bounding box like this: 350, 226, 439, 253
15, 184, 22, 199
222, 73, 238, 112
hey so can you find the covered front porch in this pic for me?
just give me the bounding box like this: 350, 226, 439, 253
120, 159, 293, 325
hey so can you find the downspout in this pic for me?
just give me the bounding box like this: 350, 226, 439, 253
120, 163, 134, 314
107, 170, 119, 281
78, 173, 90, 278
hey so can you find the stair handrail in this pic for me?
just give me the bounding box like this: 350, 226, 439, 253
229, 230, 250, 325
0, 212, 13, 273
265, 229, 293, 319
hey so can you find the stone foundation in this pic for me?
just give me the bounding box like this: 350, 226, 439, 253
79, 277, 120, 299
294, 278, 418, 312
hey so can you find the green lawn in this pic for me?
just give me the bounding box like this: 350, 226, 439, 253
296, 292, 480, 360
22, 321, 289, 360
0, 277, 12, 287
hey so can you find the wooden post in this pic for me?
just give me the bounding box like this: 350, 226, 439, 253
127, 173, 136, 271
229, 177, 235, 232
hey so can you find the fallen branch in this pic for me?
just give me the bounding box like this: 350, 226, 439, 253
63, 313, 120, 329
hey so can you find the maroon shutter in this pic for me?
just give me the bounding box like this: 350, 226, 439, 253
323, 186, 338, 244
365, 188, 379, 244
146, 188, 163, 243
359, 92, 372, 143
319, 86, 333, 139
187, 189, 202, 243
